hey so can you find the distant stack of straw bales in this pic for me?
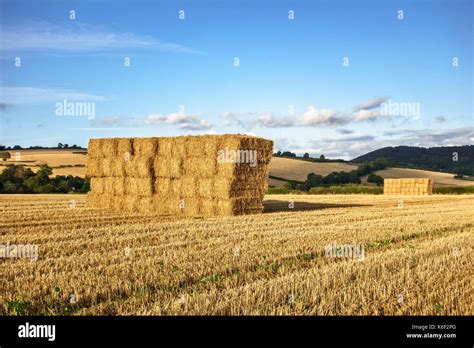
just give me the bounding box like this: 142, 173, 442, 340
86, 135, 273, 216
384, 178, 433, 195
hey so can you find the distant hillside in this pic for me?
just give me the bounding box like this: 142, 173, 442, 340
353, 145, 474, 175
270, 157, 358, 182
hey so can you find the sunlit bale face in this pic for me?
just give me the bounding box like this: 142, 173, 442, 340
86, 135, 273, 216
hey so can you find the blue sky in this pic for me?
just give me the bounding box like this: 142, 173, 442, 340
1, 0, 472, 158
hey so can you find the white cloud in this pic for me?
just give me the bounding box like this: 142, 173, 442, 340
296, 106, 346, 126
222, 112, 236, 126
352, 109, 382, 121
179, 120, 213, 130
253, 106, 347, 128
142, 112, 212, 130
165, 113, 198, 124
142, 114, 166, 124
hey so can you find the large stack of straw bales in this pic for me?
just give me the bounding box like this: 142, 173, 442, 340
384, 178, 433, 195
86, 135, 273, 216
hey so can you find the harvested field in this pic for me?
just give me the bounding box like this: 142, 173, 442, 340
1, 194, 472, 315
0, 149, 87, 177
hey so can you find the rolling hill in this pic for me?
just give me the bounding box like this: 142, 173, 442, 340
269, 157, 472, 188
353, 145, 474, 175
269, 157, 358, 182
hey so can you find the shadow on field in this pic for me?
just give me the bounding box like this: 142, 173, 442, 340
263, 200, 371, 213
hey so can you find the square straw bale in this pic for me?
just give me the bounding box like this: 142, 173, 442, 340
185, 136, 204, 157
133, 137, 159, 157
86, 157, 102, 177
181, 176, 197, 197
87, 139, 104, 158
196, 178, 214, 198
154, 178, 171, 195
184, 157, 216, 178
101, 138, 118, 158
117, 138, 134, 158
157, 137, 173, 157
90, 177, 105, 194
154, 156, 182, 178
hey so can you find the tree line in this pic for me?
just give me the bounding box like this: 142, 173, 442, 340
0, 164, 90, 194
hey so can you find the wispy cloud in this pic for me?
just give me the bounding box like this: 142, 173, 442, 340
141, 112, 213, 130
223, 98, 401, 129
100, 115, 127, 126
355, 96, 388, 111
0, 102, 14, 110
179, 120, 213, 130
226, 106, 348, 129
336, 128, 354, 134
352, 109, 385, 121
1, 22, 201, 54
0, 86, 106, 104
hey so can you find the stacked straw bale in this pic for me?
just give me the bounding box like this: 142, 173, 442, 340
86, 135, 273, 216
383, 178, 433, 195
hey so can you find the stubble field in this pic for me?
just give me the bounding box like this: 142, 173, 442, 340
1, 194, 472, 315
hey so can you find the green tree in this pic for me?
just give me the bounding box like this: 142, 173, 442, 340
368, 173, 384, 186
0, 151, 11, 161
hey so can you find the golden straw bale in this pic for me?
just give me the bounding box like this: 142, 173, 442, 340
101, 138, 118, 158
136, 197, 154, 214
384, 178, 432, 195
203, 136, 219, 158
154, 178, 171, 195
90, 178, 104, 194
101, 157, 114, 177
169, 179, 181, 197
196, 178, 214, 198
178, 198, 200, 216
117, 138, 134, 158
184, 157, 216, 178
154, 156, 182, 178
157, 137, 173, 157
199, 199, 218, 216
133, 137, 159, 157
171, 136, 186, 157
216, 197, 263, 216
185, 136, 204, 157
123, 157, 153, 178
86, 157, 102, 177
124, 178, 153, 196
181, 176, 197, 197
87, 134, 274, 216
103, 177, 116, 194
87, 139, 104, 158
114, 177, 126, 195
123, 196, 140, 212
